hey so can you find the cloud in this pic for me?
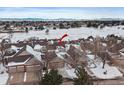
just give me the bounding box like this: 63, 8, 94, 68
0, 7, 123, 19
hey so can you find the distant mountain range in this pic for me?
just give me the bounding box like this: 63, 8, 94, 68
0, 18, 124, 21
0, 18, 78, 21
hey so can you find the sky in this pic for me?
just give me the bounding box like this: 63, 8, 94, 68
0, 7, 124, 19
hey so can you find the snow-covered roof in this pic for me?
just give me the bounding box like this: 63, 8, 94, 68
120, 48, 124, 52
56, 51, 67, 60
34, 44, 43, 51
65, 44, 82, 51
0, 34, 9, 39
11, 45, 22, 52
7, 57, 31, 67
5, 45, 23, 58
87, 54, 95, 60
102, 43, 107, 47
85, 50, 92, 54
120, 52, 124, 56
65, 44, 70, 51
55, 49, 70, 60
48, 40, 54, 45
26, 45, 42, 62
72, 44, 83, 51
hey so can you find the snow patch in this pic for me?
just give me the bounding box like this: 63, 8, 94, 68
0, 63, 9, 85
58, 64, 77, 79
87, 54, 123, 79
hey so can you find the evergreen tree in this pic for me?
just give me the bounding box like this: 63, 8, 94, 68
45, 29, 49, 35
38, 26, 44, 30
35, 26, 38, 30
71, 21, 81, 28
73, 66, 93, 85
29, 27, 33, 30
25, 27, 29, 33
59, 23, 65, 29
40, 69, 63, 85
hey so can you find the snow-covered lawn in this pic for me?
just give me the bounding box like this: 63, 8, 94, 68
0, 26, 124, 43
0, 63, 9, 85
58, 64, 77, 79
87, 54, 123, 79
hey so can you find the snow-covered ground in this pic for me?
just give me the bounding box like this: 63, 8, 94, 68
1, 26, 124, 43
0, 63, 9, 85
0, 33, 9, 42
55, 46, 77, 79
87, 54, 123, 79
58, 64, 77, 79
